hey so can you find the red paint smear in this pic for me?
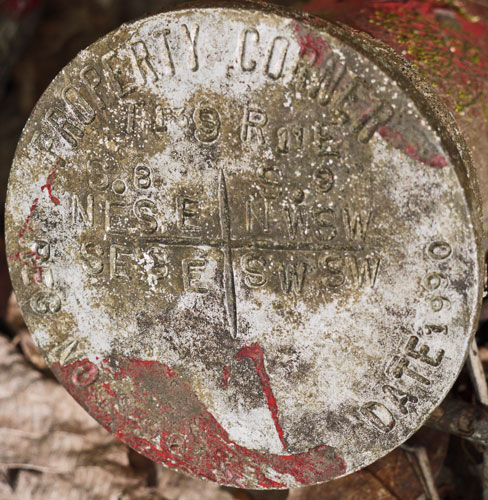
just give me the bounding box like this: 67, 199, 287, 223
16, 163, 61, 244
222, 364, 231, 389
1, 0, 40, 17
41, 168, 60, 206
52, 357, 346, 488
235, 343, 288, 450
427, 153, 448, 169
9, 247, 44, 283
12, 162, 63, 275
102, 382, 117, 397
379, 126, 447, 168
32, 264, 43, 283
294, 23, 330, 66
71, 359, 98, 387
373, 1, 435, 16
17, 198, 38, 239
303, 0, 468, 21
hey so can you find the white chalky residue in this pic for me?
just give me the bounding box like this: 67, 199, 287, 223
217, 405, 285, 455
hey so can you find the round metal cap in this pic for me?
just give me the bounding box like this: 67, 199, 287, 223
5, 2, 483, 489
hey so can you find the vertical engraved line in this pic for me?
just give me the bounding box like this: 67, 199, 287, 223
219, 169, 237, 339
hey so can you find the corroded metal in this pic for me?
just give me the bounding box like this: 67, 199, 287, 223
4, 1, 484, 489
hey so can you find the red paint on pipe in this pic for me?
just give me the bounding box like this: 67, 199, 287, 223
8, 247, 44, 283
12, 162, 63, 272
71, 359, 98, 387
1, 0, 40, 17
302, 0, 488, 116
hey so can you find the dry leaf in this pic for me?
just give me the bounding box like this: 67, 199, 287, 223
0, 334, 233, 500
288, 427, 448, 500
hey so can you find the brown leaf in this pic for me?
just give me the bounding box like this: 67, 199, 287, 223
288, 427, 448, 500
0, 238, 12, 318
0, 334, 233, 500
12, 328, 47, 370
5, 293, 26, 334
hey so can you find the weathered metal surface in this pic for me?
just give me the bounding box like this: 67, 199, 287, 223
4, 1, 484, 489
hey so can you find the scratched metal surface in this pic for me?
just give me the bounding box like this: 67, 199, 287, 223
4, 2, 484, 489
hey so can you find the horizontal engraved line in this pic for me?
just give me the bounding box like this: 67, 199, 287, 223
137, 236, 362, 252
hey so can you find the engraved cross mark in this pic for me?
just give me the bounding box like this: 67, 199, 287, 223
218, 170, 238, 339
140, 169, 361, 339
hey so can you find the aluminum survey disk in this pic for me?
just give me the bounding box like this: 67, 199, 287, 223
5, 2, 484, 489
